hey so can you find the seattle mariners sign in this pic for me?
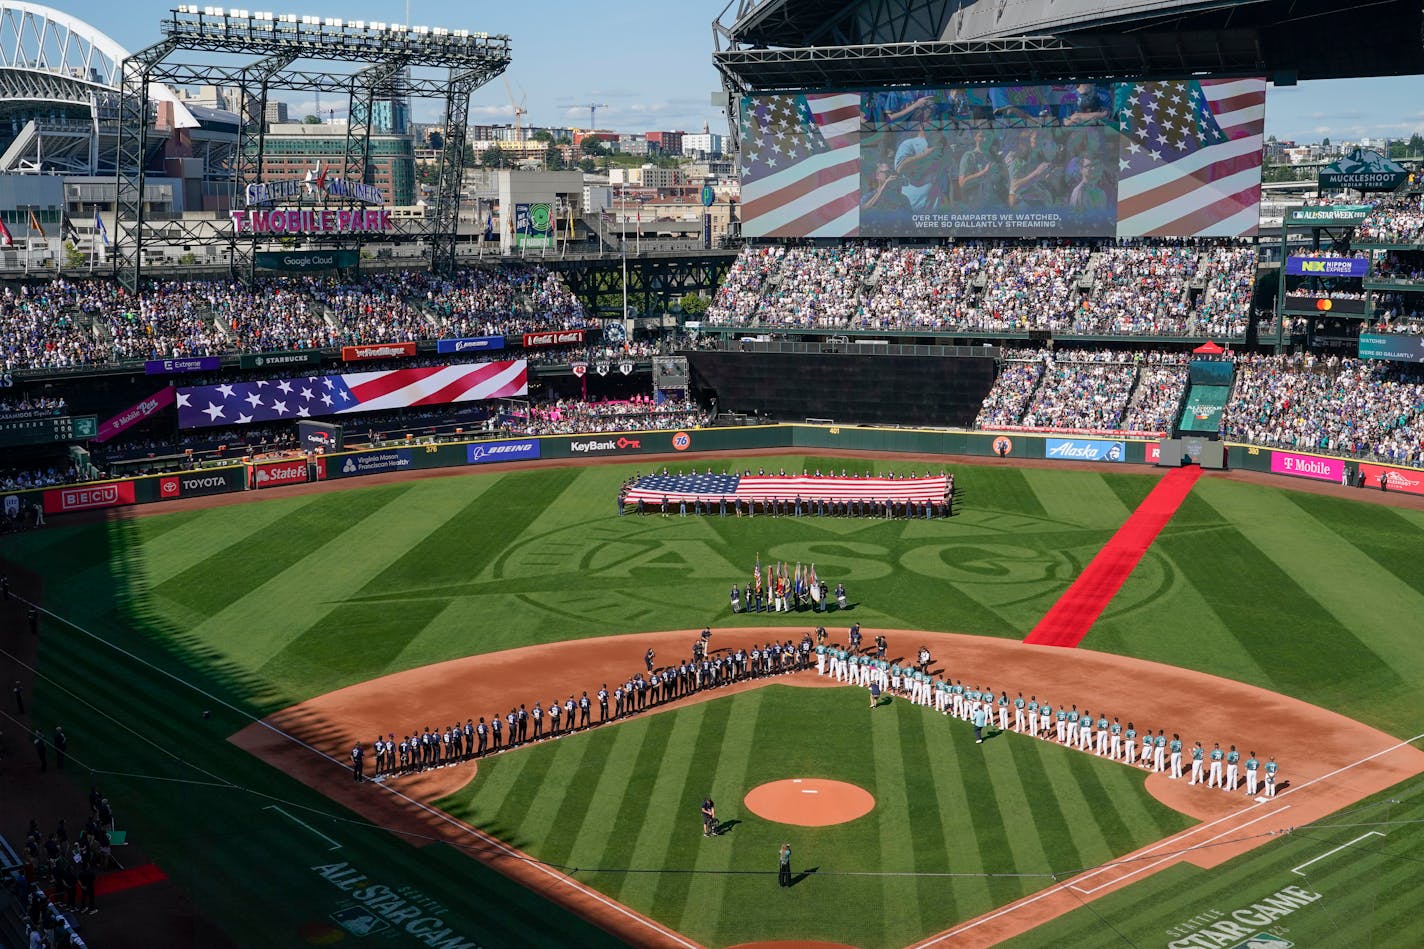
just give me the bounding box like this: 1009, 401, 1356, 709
245, 164, 385, 207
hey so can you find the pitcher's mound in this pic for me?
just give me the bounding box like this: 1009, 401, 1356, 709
744, 778, 875, 826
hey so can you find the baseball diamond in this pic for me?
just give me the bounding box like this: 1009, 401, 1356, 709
6, 449, 1424, 949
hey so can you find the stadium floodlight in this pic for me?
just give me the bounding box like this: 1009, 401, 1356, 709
255, 11, 272, 19
413, 25, 429, 34
432, 26, 448, 36
371, 21, 384, 29
453, 29, 468, 37
350, 19, 363, 29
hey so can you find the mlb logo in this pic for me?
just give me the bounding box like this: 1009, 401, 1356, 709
329, 905, 389, 937
1230, 934, 1293, 949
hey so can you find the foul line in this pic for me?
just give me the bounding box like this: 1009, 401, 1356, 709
911, 732, 1424, 948
1070, 806, 1290, 895
15, 597, 702, 949
1290, 831, 1385, 877
265, 805, 342, 851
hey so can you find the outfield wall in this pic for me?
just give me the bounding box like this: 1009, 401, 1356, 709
9, 425, 1420, 519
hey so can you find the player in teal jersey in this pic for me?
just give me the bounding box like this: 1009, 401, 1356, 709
1225, 745, 1241, 791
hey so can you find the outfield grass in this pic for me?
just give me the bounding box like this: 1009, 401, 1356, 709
438, 685, 1191, 949
1003, 774, 1424, 949
7, 459, 1424, 946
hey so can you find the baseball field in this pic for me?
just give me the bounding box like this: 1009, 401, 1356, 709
5, 452, 1424, 948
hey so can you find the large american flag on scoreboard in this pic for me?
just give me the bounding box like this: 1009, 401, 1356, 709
740, 92, 862, 238
176, 359, 528, 429
624, 473, 948, 505
1115, 78, 1267, 238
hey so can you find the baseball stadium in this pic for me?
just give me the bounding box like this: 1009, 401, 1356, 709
3, 1, 1424, 948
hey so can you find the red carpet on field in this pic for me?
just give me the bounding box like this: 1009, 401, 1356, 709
1025, 466, 1201, 648
95, 862, 167, 896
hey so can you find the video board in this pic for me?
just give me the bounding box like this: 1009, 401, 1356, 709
738, 79, 1267, 240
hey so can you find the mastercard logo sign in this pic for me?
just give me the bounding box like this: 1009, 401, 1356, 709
1315, 299, 1333, 312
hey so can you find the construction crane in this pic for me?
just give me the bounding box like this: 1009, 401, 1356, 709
504, 77, 528, 138
578, 102, 608, 130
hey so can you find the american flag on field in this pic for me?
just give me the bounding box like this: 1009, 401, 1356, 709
1115, 78, 1267, 238
740, 92, 862, 238
623, 473, 948, 505
176, 360, 528, 429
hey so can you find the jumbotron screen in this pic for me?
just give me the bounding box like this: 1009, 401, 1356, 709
737, 78, 1266, 239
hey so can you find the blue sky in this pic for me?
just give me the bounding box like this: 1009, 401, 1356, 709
57, 0, 1424, 142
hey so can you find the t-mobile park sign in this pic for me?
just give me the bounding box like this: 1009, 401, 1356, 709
230, 208, 392, 236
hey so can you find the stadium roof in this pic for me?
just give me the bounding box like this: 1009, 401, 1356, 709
714, 0, 1424, 92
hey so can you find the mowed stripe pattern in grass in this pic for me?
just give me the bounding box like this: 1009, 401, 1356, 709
20, 460, 1166, 713
439, 686, 1190, 949
1087, 480, 1422, 736
1004, 775, 1424, 949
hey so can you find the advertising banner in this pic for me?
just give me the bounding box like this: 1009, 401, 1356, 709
156, 468, 245, 501
145, 357, 221, 375
1286, 256, 1370, 277
341, 342, 416, 362
252, 459, 310, 489
178, 360, 528, 429
254, 250, 359, 271
436, 336, 505, 355
1358, 333, 1424, 363
95, 387, 176, 444
467, 439, 541, 465
568, 435, 645, 455
1317, 148, 1408, 192
1282, 296, 1367, 316
43, 480, 137, 514
1285, 205, 1372, 227
1269, 451, 1344, 482
297, 420, 343, 452
330, 449, 414, 478
1145, 441, 1162, 464
1357, 462, 1424, 495
522, 329, 586, 348
239, 350, 323, 370
514, 202, 555, 248
1044, 438, 1127, 462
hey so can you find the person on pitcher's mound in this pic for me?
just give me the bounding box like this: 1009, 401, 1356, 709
701, 796, 718, 837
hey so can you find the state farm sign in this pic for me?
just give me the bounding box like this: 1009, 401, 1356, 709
253, 460, 309, 489
43, 481, 137, 514
522, 329, 586, 348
